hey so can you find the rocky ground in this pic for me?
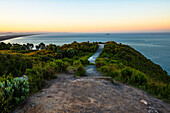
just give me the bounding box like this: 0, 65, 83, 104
15, 74, 170, 113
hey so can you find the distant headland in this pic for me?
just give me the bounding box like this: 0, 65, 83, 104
0, 34, 38, 41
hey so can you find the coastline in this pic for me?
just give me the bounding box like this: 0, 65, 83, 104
0, 34, 38, 42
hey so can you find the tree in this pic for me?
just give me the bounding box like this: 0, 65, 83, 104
6, 43, 12, 50
39, 43, 45, 50
35, 45, 40, 50
30, 44, 34, 50
10, 45, 21, 50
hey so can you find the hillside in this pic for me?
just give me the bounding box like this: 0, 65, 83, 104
96, 41, 170, 102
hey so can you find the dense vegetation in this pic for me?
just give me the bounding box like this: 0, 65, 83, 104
0, 41, 98, 113
1, 40, 170, 112
96, 41, 170, 102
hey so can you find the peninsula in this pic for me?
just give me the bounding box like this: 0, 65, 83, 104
0, 34, 38, 41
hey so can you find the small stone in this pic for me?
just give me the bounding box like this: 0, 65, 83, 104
141, 99, 148, 105
31, 103, 35, 107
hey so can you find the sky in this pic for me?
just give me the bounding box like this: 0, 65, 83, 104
0, 0, 170, 33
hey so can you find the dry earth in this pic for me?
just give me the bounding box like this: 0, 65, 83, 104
15, 74, 170, 113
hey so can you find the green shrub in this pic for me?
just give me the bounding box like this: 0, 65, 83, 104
42, 65, 55, 81
73, 60, 82, 66
121, 68, 133, 77
66, 66, 77, 73
109, 71, 120, 78
130, 71, 148, 86
75, 65, 86, 77
79, 58, 90, 66
110, 60, 117, 64
26, 62, 57, 93
0, 76, 29, 113
100, 66, 111, 74
62, 58, 73, 65
26, 67, 44, 93
0, 53, 33, 78
96, 58, 107, 67
54, 60, 69, 72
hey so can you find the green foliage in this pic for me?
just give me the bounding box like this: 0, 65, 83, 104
54, 60, 69, 72
130, 71, 148, 86
109, 71, 120, 79
26, 67, 44, 93
75, 65, 86, 77
0, 53, 33, 77
110, 60, 117, 64
0, 76, 29, 113
121, 68, 133, 77
0, 42, 34, 51
96, 41, 170, 102
73, 60, 82, 66
26, 62, 57, 93
96, 58, 107, 67
46, 44, 60, 52
0, 42, 12, 50
79, 57, 90, 66
42, 64, 55, 81
100, 41, 170, 83
121, 68, 133, 82
0, 41, 99, 112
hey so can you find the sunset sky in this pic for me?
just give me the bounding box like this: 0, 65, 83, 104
0, 0, 170, 33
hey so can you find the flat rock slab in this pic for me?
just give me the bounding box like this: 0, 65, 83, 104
15, 74, 170, 113
84, 65, 103, 77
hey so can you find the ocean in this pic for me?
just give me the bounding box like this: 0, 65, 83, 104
2, 32, 170, 75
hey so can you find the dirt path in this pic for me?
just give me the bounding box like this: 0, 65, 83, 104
88, 44, 104, 64
15, 44, 170, 113
84, 44, 104, 77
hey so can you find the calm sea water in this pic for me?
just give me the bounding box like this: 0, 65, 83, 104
2, 33, 170, 75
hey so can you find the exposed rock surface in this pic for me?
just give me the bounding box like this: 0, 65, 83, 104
15, 74, 170, 113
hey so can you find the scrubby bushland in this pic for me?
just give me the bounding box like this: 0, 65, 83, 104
0, 41, 98, 112
0, 53, 33, 77
26, 61, 59, 93
96, 41, 170, 102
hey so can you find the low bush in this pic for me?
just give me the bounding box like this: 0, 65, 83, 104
75, 65, 86, 77
42, 65, 55, 81
54, 60, 69, 72
79, 57, 90, 66
96, 58, 107, 67
121, 68, 133, 78
0, 53, 33, 78
26, 62, 57, 93
109, 71, 120, 78
120, 68, 133, 82
73, 60, 82, 66
110, 60, 117, 64
130, 71, 148, 86
26, 67, 44, 93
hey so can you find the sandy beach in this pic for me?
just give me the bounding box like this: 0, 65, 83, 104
0, 34, 37, 42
